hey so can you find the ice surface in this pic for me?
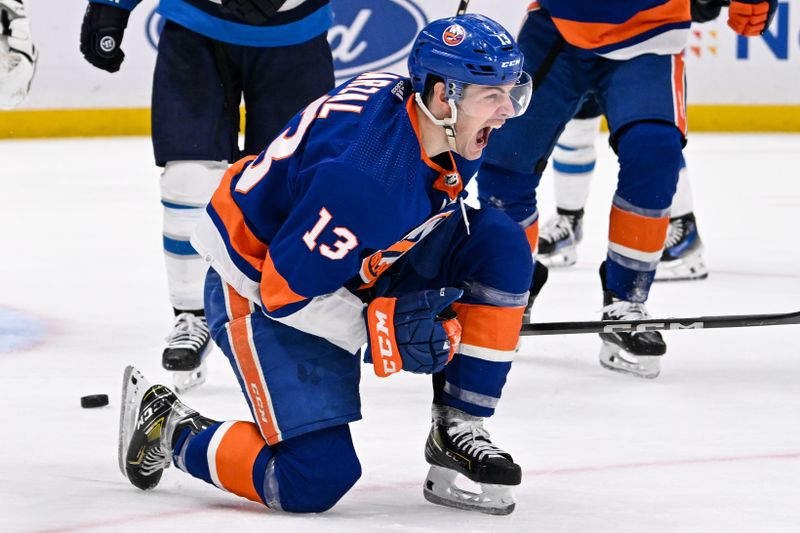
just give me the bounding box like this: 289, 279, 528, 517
1, 135, 799, 532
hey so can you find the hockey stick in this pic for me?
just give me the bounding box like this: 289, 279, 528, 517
521, 310, 800, 336
457, 0, 470, 16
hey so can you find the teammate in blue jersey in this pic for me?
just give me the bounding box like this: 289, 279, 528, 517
118, 14, 536, 515
79, 0, 335, 391
478, 0, 776, 379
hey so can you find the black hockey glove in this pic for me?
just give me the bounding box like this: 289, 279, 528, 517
79, 3, 130, 73
691, 0, 729, 23
221, 0, 288, 25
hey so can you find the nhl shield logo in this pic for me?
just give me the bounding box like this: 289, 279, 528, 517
442, 24, 465, 46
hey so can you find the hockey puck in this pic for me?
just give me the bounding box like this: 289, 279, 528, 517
81, 394, 109, 408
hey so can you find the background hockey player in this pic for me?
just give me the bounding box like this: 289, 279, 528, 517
119, 14, 535, 515
0, 0, 36, 109
477, 0, 776, 379
538, 96, 708, 282
79, 0, 335, 391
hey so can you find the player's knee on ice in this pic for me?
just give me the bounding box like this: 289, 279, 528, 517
614, 121, 684, 210
274, 425, 361, 513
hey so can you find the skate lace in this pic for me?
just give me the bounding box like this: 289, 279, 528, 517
663, 218, 685, 249
447, 420, 506, 460
166, 313, 209, 350
139, 446, 169, 476
540, 214, 575, 243
602, 299, 651, 320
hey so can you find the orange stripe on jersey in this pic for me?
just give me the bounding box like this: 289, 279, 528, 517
260, 250, 306, 312
608, 205, 669, 253
214, 421, 266, 504
452, 303, 525, 352
226, 283, 252, 321
228, 316, 282, 444
551, 0, 690, 50
672, 54, 687, 136
209, 156, 267, 273
524, 219, 539, 254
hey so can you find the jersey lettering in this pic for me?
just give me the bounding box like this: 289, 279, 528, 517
303, 207, 359, 260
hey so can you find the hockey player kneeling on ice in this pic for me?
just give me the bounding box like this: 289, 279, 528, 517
0, 0, 36, 109
119, 14, 534, 515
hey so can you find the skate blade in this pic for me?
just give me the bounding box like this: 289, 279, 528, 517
599, 342, 661, 379
172, 360, 207, 393
118, 366, 152, 478
538, 246, 577, 268
654, 249, 709, 282
423, 465, 516, 515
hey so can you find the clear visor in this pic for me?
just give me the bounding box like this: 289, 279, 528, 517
455, 71, 533, 121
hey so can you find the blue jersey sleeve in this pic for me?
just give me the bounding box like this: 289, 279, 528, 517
255, 161, 402, 316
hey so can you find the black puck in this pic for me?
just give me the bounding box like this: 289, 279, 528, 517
81, 394, 109, 408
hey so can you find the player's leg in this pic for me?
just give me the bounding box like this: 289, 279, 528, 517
152, 22, 242, 390
238, 32, 335, 157
539, 98, 603, 267
374, 207, 532, 514
477, 9, 583, 320
655, 156, 709, 281
596, 53, 687, 378
119, 367, 360, 512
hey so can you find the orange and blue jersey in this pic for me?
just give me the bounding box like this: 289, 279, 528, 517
535, 0, 692, 59
192, 72, 482, 354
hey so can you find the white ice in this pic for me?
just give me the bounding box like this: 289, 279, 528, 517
1, 134, 799, 533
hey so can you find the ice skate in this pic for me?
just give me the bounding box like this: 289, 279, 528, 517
118, 366, 213, 490
423, 405, 521, 515
522, 260, 549, 324
598, 291, 665, 379
655, 213, 708, 282
537, 210, 583, 268
162, 312, 211, 392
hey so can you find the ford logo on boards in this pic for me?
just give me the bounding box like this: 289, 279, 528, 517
329, 0, 427, 80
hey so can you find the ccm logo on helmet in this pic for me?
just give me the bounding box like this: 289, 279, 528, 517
443, 23, 466, 46
501, 58, 521, 68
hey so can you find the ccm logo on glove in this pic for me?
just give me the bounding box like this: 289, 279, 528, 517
365, 288, 463, 377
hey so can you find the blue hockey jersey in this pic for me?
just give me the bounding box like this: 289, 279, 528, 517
89, 0, 332, 47
191, 72, 482, 353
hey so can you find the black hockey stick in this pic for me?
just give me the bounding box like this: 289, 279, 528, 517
521, 310, 800, 336
457, 0, 470, 16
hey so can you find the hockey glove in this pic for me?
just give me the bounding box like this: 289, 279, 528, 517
221, 0, 288, 25
727, 0, 777, 36
364, 288, 463, 377
691, 0, 728, 23
79, 3, 130, 73
0, 0, 37, 109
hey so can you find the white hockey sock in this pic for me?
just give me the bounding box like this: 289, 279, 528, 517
161, 160, 228, 310
552, 116, 601, 211
669, 160, 694, 218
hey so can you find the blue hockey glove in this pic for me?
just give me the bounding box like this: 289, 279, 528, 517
364, 288, 463, 377
79, 3, 130, 73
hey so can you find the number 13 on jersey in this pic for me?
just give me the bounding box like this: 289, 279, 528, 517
303, 207, 359, 260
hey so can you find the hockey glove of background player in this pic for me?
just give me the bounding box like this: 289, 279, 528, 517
691, 0, 728, 23
79, 2, 130, 73
0, 0, 37, 109
364, 288, 463, 377
727, 0, 777, 36
221, 0, 288, 25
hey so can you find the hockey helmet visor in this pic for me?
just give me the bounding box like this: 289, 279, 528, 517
454, 70, 532, 120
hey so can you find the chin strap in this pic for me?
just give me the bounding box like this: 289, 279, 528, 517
414, 93, 459, 153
